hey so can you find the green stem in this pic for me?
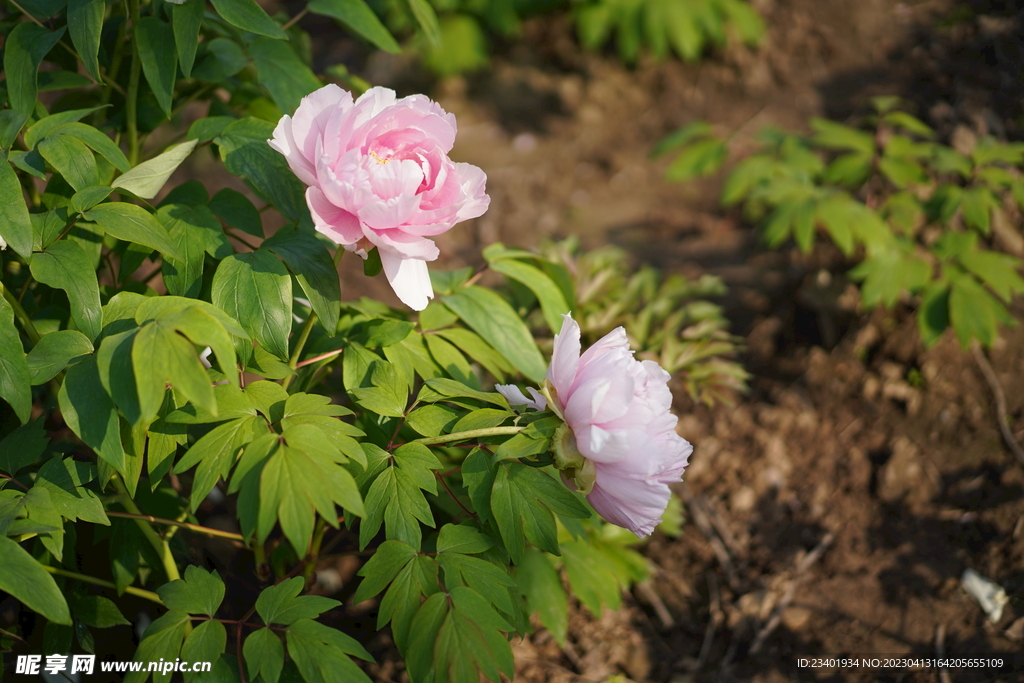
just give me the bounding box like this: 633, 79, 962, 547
301, 520, 328, 584
105, 511, 246, 543
126, 0, 142, 166
411, 426, 524, 447
281, 249, 343, 391
0, 280, 41, 345
112, 478, 181, 583
43, 566, 164, 605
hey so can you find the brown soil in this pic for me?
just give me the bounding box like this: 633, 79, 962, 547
343, 1, 1024, 681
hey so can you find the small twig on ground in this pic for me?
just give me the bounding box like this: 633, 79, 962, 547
748, 532, 834, 655
936, 623, 953, 683
680, 484, 741, 588
634, 580, 675, 629
971, 341, 1024, 468
689, 572, 723, 672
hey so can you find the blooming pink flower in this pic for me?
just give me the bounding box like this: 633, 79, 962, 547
497, 314, 692, 537
269, 85, 490, 310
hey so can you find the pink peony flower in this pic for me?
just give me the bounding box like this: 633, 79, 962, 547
269, 85, 490, 310
497, 314, 692, 537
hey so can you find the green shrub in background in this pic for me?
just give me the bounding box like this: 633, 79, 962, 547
378, 0, 764, 76
656, 98, 1024, 349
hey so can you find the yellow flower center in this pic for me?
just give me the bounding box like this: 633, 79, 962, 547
369, 150, 390, 165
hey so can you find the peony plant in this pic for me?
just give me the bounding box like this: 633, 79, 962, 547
0, 2, 711, 681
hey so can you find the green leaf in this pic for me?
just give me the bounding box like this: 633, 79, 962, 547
173, 0, 205, 79
490, 462, 590, 562
3, 24, 66, 115
158, 203, 211, 298
191, 38, 249, 83
417, 377, 510, 408
406, 592, 449, 682
810, 118, 874, 154
427, 586, 514, 683
211, 250, 293, 360
958, 249, 1024, 301
30, 240, 102, 341
67, 0, 104, 82
34, 454, 107, 525
85, 202, 183, 261
561, 539, 623, 615
70, 185, 113, 214
0, 110, 31, 149
352, 539, 417, 603
949, 274, 1008, 348
256, 577, 341, 626
46, 122, 131, 172
286, 619, 374, 683
177, 417, 255, 510
823, 152, 873, 187
883, 111, 934, 138
665, 138, 727, 181
425, 334, 476, 387
443, 286, 546, 383
349, 360, 408, 417
0, 160, 34, 258
307, 0, 401, 53
377, 554, 439, 651
125, 610, 190, 683
436, 523, 493, 555
422, 14, 489, 77
961, 186, 996, 234
244, 628, 285, 683
38, 134, 99, 191
0, 536, 72, 624
516, 547, 567, 644
0, 296, 31, 424
58, 356, 125, 470
249, 37, 322, 115
406, 0, 442, 47
0, 419, 48, 475
180, 619, 227, 682
406, 403, 460, 437
650, 121, 714, 158
209, 0, 287, 38
216, 118, 308, 224
71, 594, 131, 628
157, 566, 226, 616
878, 155, 926, 188
360, 443, 441, 549
26, 329, 92, 385
131, 320, 215, 425
264, 228, 341, 336
113, 140, 199, 199
489, 259, 570, 333
437, 552, 515, 616
209, 187, 263, 237
917, 280, 950, 348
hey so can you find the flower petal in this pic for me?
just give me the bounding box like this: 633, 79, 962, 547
547, 314, 580, 403
380, 249, 433, 311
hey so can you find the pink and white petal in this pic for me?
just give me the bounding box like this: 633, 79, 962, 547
367, 158, 424, 200
291, 84, 351, 162
307, 188, 362, 246
547, 314, 581, 401
496, 385, 545, 411
365, 228, 440, 261
270, 116, 319, 187
359, 194, 421, 231
563, 374, 633, 429
577, 326, 630, 373
453, 162, 490, 221
380, 250, 433, 311
586, 481, 666, 538
572, 424, 631, 464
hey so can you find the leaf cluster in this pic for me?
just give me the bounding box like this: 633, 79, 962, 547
658, 98, 1024, 349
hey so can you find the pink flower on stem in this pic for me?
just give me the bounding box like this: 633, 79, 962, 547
497, 314, 692, 538
269, 85, 490, 310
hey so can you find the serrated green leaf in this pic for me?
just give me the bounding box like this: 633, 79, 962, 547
177, 417, 255, 510
180, 619, 227, 682
244, 628, 284, 683
352, 539, 417, 603
157, 566, 226, 616
516, 547, 567, 644
256, 577, 341, 626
